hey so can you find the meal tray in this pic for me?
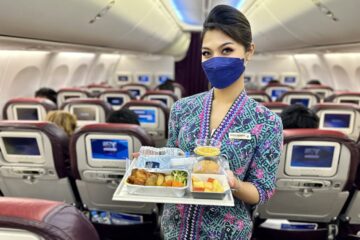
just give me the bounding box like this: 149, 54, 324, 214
113, 159, 235, 207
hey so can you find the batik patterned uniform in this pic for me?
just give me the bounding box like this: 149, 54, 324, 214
161, 89, 283, 240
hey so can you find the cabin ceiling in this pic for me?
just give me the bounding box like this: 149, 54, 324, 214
0, 0, 359, 55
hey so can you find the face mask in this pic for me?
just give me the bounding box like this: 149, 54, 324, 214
202, 57, 246, 89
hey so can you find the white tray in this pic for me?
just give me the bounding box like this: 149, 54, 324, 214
112, 159, 235, 207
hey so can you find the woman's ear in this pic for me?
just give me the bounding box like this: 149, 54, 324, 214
245, 43, 256, 62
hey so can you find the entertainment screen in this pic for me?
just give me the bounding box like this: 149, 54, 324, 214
324, 114, 351, 128
290, 98, 310, 107
90, 139, 129, 160
138, 75, 150, 83
244, 76, 251, 83
73, 107, 96, 121
16, 108, 39, 120
271, 89, 288, 100
284, 76, 297, 84
133, 109, 156, 124
158, 75, 169, 84
290, 145, 335, 168
2, 137, 41, 156
118, 75, 129, 82
150, 98, 168, 105
64, 95, 80, 100
340, 99, 359, 105
262, 76, 274, 84
107, 97, 124, 106
129, 89, 141, 98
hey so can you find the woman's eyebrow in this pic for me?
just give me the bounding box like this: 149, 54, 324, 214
219, 42, 234, 48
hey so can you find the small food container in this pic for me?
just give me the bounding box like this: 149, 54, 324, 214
194, 139, 221, 157
170, 157, 196, 169
190, 173, 230, 200
192, 156, 222, 174
126, 168, 189, 198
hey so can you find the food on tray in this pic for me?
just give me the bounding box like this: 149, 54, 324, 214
127, 169, 188, 187
194, 146, 220, 157
193, 160, 221, 174
192, 176, 224, 193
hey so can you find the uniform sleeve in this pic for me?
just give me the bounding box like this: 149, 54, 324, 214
166, 101, 180, 148
246, 116, 283, 204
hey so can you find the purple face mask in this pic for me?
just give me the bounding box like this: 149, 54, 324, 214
202, 57, 245, 89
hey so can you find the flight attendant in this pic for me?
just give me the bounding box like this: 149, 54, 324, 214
161, 4, 283, 240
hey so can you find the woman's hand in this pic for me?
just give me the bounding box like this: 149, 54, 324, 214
225, 170, 241, 190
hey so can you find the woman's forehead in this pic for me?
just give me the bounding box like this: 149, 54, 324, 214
202, 29, 237, 47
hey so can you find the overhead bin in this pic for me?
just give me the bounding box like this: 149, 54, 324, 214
246, 0, 360, 52
0, 0, 189, 57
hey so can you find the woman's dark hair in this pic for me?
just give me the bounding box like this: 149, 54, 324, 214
307, 79, 322, 85
106, 109, 140, 125
202, 5, 252, 51
280, 104, 319, 129
35, 87, 57, 104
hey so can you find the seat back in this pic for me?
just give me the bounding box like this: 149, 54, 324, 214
3, 98, 57, 121
302, 85, 334, 100
61, 99, 112, 126
247, 90, 272, 102
261, 102, 290, 115
99, 90, 134, 110
85, 84, 112, 97
312, 103, 360, 141
325, 92, 360, 106
141, 90, 178, 109
278, 91, 320, 108
70, 123, 156, 213
0, 197, 99, 240
122, 100, 169, 147
121, 84, 149, 99
0, 121, 76, 203
257, 129, 359, 222
57, 88, 90, 107
264, 84, 294, 101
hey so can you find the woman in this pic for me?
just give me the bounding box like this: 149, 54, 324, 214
161, 5, 283, 240
46, 110, 77, 137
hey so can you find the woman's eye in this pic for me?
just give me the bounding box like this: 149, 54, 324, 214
222, 48, 233, 55
202, 51, 211, 57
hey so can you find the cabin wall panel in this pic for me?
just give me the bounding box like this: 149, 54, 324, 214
86, 54, 120, 85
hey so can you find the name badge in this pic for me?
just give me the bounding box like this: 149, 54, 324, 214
229, 132, 251, 140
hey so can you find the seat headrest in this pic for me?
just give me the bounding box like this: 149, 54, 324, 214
60, 99, 113, 114
325, 92, 360, 102
284, 129, 348, 141
261, 102, 290, 108
141, 90, 178, 101
70, 123, 155, 179
312, 103, 360, 112
99, 90, 135, 99
2, 98, 57, 120
277, 90, 321, 102
58, 88, 90, 94
121, 83, 150, 90
303, 85, 334, 90
0, 197, 99, 240
0, 121, 69, 178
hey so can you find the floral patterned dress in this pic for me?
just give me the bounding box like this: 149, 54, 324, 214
161, 89, 283, 240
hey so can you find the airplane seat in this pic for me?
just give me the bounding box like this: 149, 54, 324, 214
61, 99, 112, 127
99, 90, 135, 110
255, 129, 359, 240
277, 90, 320, 108
263, 84, 294, 101
57, 88, 91, 107
120, 83, 150, 99
311, 103, 360, 141
172, 82, 186, 99
302, 85, 334, 100
324, 92, 360, 106
122, 100, 170, 147
247, 90, 272, 102
0, 121, 77, 203
3, 98, 57, 121
141, 90, 178, 109
261, 102, 290, 115
254, 225, 329, 240
70, 123, 156, 213
85, 84, 113, 98
0, 197, 99, 240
